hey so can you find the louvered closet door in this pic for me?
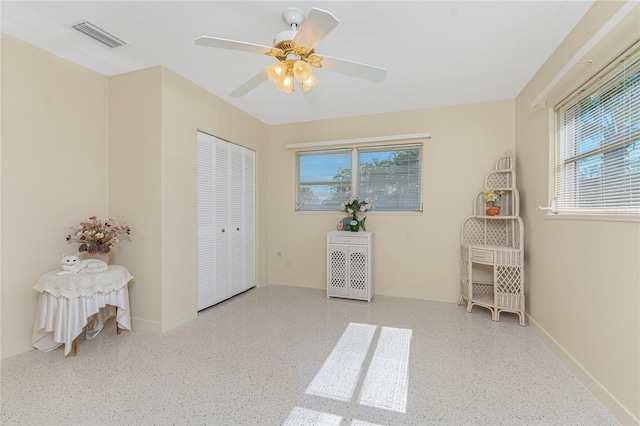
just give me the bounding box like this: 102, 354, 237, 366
197, 131, 256, 311
229, 144, 245, 297
214, 139, 231, 304
196, 138, 215, 311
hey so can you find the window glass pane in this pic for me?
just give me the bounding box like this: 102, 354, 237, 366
359, 148, 422, 211
297, 151, 351, 211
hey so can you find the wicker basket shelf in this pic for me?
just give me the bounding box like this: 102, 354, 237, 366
459, 152, 525, 326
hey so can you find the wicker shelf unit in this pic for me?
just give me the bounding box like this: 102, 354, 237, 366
458, 153, 525, 325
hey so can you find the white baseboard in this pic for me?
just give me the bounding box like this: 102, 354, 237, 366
1, 338, 34, 360
528, 314, 639, 426
130, 311, 196, 333
162, 310, 196, 332
131, 316, 163, 333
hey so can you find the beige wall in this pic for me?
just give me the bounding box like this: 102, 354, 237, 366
159, 67, 268, 330
109, 67, 164, 330
515, 1, 640, 423
267, 101, 515, 302
1, 37, 268, 354
1, 34, 109, 357
109, 66, 269, 332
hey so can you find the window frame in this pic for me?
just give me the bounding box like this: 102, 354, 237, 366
358, 145, 423, 212
552, 42, 640, 219
296, 149, 353, 212
295, 144, 423, 213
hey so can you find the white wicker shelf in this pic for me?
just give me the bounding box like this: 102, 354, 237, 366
459, 153, 525, 326
473, 215, 519, 219
470, 292, 493, 308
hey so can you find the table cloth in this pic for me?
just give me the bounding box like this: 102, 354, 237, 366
31, 265, 133, 356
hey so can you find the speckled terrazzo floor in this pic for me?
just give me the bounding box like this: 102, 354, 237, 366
1, 285, 618, 425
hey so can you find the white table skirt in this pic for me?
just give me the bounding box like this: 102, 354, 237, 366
31, 265, 133, 356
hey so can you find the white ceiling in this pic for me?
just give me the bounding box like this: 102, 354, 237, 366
1, 1, 594, 125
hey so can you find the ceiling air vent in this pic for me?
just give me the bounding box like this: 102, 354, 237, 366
71, 20, 128, 48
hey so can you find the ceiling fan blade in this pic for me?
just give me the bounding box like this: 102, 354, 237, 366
321, 56, 387, 83
293, 8, 339, 50
229, 71, 268, 98
195, 36, 274, 55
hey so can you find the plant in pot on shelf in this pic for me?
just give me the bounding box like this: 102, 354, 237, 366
66, 216, 132, 263
341, 196, 371, 232
484, 189, 505, 216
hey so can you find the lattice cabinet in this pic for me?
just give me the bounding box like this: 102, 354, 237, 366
458, 152, 525, 325
327, 231, 373, 302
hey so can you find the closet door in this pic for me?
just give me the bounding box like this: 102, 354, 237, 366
197, 132, 256, 311
214, 139, 231, 304
196, 138, 215, 311
229, 144, 245, 297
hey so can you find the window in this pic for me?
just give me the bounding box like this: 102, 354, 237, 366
296, 145, 422, 212
554, 44, 640, 216
297, 150, 351, 211
359, 147, 422, 211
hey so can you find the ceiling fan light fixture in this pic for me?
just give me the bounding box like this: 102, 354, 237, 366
281, 74, 294, 93
293, 60, 311, 81
196, 7, 386, 98
266, 61, 286, 81
294, 61, 318, 92
300, 73, 319, 92
266, 60, 296, 93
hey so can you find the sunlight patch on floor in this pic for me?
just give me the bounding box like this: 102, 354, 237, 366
283, 406, 342, 426
358, 326, 412, 413
350, 419, 385, 426
305, 322, 377, 402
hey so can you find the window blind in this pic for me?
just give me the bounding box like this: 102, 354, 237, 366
296, 144, 423, 212
359, 146, 422, 211
297, 150, 352, 211
554, 44, 640, 215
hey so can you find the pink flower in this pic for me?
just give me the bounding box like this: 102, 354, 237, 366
66, 216, 132, 249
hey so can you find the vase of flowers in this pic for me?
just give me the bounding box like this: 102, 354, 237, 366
66, 216, 132, 263
484, 189, 505, 216
341, 196, 371, 232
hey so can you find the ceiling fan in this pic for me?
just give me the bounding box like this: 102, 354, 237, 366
194, 7, 387, 97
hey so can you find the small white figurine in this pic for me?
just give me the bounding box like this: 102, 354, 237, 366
56, 254, 108, 275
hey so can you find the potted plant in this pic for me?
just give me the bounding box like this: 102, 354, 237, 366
340, 196, 371, 232
483, 189, 505, 216
66, 216, 132, 263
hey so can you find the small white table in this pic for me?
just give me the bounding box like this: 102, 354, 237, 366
31, 265, 133, 356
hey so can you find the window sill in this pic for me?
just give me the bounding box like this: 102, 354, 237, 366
543, 213, 640, 223
295, 210, 423, 216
